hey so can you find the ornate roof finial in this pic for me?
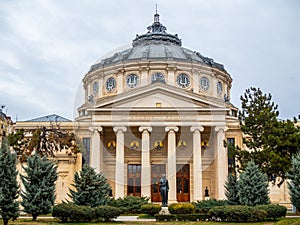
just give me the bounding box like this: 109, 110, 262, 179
154, 4, 159, 22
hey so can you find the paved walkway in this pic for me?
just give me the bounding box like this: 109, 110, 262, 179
113, 216, 156, 222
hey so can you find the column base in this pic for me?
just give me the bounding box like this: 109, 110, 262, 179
159, 207, 170, 215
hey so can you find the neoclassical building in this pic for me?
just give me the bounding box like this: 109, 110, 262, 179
75, 13, 241, 203
14, 13, 290, 206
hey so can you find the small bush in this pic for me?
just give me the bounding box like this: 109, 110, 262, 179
193, 198, 227, 213
108, 196, 149, 214
155, 214, 176, 221
141, 204, 161, 216
52, 203, 71, 222
52, 203, 95, 222
208, 205, 267, 222
255, 204, 287, 220
94, 206, 122, 221
168, 203, 195, 214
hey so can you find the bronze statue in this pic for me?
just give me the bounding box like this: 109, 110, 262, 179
159, 174, 169, 207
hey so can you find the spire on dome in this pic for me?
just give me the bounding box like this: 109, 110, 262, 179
147, 5, 166, 33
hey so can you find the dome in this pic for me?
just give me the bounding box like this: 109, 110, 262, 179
89, 13, 226, 73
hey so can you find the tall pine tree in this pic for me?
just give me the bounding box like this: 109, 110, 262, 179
225, 173, 239, 205
237, 161, 270, 206
69, 164, 111, 207
0, 139, 19, 225
287, 153, 300, 213
21, 154, 58, 220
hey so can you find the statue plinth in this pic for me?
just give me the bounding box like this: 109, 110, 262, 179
159, 206, 170, 215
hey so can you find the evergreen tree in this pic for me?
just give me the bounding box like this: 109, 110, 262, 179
225, 173, 239, 205
20, 154, 58, 220
287, 153, 300, 213
0, 139, 19, 225
69, 164, 111, 207
237, 161, 270, 206
238, 87, 300, 186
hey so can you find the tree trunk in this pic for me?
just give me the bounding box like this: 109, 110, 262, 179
3, 219, 8, 225
33, 214, 37, 221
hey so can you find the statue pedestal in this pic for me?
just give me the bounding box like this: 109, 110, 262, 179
159, 206, 170, 215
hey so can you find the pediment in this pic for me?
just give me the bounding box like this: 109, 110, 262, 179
92, 83, 226, 111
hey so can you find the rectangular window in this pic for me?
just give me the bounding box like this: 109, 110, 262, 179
227, 138, 235, 174
82, 138, 90, 165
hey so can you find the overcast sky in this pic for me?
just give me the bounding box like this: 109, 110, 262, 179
0, 0, 299, 121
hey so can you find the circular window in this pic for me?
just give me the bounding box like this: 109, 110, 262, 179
92, 81, 99, 94
105, 77, 116, 92
200, 77, 210, 91
151, 72, 165, 84
126, 74, 138, 88
176, 73, 190, 88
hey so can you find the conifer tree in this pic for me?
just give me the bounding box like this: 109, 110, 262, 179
0, 139, 19, 225
225, 173, 239, 205
69, 164, 111, 207
21, 154, 58, 221
237, 161, 270, 206
287, 153, 300, 213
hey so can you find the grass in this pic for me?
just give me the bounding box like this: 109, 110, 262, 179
0, 217, 299, 225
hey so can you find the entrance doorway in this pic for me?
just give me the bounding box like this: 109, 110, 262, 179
127, 164, 141, 196
176, 164, 190, 202
151, 164, 166, 202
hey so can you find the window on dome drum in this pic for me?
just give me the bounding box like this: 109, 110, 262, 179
106, 77, 116, 92
151, 72, 165, 84
127, 164, 141, 196
126, 74, 138, 88
217, 81, 223, 95
92, 81, 99, 94
200, 77, 210, 91
82, 138, 90, 165
176, 73, 190, 88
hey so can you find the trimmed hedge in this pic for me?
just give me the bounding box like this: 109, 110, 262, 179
155, 214, 209, 221
193, 198, 227, 213
94, 206, 122, 221
108, 196, 149, 214
208, 205, 267, 222
168, 203, 195, 214
52, 203, 121, 222
255, 204, 287, 220
141, 204, 161, 216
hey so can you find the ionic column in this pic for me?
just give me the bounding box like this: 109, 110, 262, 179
113, 126, 127, 198
215, 126, 229, 199
190, 126, 204, 201
89, 127, 102, 173
139, 126, 152, 199
165, 126, 179, 203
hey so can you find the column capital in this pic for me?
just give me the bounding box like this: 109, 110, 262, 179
165, 126, 179, 133
113, 126, 127, 133
138, 126, 152, 133
89, 127, 103, 133
190, 126, 204, 133
214, 126, 228, 132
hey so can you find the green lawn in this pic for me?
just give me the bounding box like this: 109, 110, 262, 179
1, 218, 300, 225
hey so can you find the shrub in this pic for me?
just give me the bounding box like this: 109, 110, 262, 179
208, 205, 267, 222
52, 203, 95, 222
168, 203, 195, 214
108, 196, 149, 214
52, 203, 70, 222
155, 214, 176, 221
94, 206, 122, 221
141, 204, 161, 216
255, 204, 287, 220
193, 198, 227, 213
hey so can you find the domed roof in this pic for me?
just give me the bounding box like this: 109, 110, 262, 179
89, 13, 226, 73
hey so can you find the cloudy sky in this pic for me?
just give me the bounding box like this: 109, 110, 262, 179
0, 0, 299, 121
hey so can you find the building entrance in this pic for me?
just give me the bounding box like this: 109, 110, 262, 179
176, 164, 190, 202
151, 164, 166, 202
127, 164, 141, 196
